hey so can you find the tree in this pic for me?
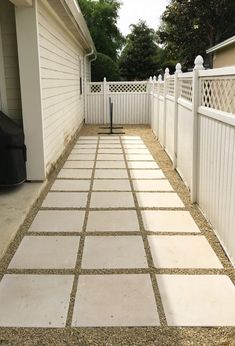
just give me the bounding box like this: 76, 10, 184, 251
91, 53, 120, 81
157, 0, 235, 69
78, 0, 124, 61
119, 21, 161, 80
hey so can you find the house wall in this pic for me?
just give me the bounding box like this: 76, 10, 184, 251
37, 1, 86, 174
213, 43, 235, 68
0, 0, 22, 124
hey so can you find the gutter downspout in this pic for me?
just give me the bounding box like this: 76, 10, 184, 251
84, 49, 97, 122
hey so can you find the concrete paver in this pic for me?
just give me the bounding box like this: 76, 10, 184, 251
29, 210, 85, 233
72, 274, 160, 327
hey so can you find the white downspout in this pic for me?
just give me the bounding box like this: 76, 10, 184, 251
84, 49, 96, 122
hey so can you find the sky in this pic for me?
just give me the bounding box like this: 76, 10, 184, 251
117, 0, 170, 36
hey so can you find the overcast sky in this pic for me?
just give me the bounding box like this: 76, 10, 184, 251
117, 0, 169, 36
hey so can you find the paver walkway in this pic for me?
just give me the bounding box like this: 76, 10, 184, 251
0, 134, 235, 330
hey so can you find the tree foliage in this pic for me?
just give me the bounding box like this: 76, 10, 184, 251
119, 21, 161, 80
91, 52, 120, 81
78, 0, 124, 61
157, 0, 235, 68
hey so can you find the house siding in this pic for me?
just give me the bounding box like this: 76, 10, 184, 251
0, 0, 22, 124
37, 1, 86, 173
213, 43, 235, 68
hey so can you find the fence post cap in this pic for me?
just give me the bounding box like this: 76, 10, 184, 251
104, 77, 107, 82
175, 63, 182, 74
165, 67, 170, 76
149, 76, 153, 82
194, 55, 205, 70
153, 75, 157, 82
158, 75, 162, 81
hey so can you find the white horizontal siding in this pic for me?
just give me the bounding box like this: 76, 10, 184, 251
0, 0, 22, 123
38, 2, 85, 173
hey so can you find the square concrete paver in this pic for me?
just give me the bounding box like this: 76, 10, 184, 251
42, 192, 88, 208
136, 192, 184, 208
97, 154, 124, 161
141, 211, 200, 233
127, 161, 159, 169
71, 149, 96, 154
68, 154, 95, 161
74, 144, 97, 149
94, 169, 128, 179
123, 144, 147, 148
72, 274, 159, 327
100, 136, 120, 139
124, 149, 150, 154
98, 144, 122, 149
122, 139, 143, 143
98, 149, 123, 154
79, 136, 98, 139
82, 236, 148, 269
148, 236, 222, 268
29, 210, 85, 233
133, 180, 173, 191
93, 179, 131, 191
51, 180, 90, 191
99, 140, 120, 144
130, 170, 165, 179
157, 275, 235, 326
121, 136, 141, 139
63, 161, 94, 169
58, 169, 92, 179
96, 161, 126, 169
9, 236, 80, 269
90, 192, 135, 208
86, 210, 139, 232
126, 154, 154, 161
0, 274, 73, 327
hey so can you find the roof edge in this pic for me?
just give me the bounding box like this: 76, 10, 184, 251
63, 0, 96, 54
206, 35, 235, 54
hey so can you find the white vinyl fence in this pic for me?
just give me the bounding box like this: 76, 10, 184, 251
85, 57, 235, 266
85, 79, 150, 124
150, 57, 235, 266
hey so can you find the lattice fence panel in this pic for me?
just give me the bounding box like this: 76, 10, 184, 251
89, 84, 102, 93
166, 78, 175, 96
108, 83, 147, 93
179, 78, 193, 102
201, 78, 235, 114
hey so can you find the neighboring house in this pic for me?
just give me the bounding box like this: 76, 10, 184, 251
0, 0, 96, 181
206, 35, 235, 68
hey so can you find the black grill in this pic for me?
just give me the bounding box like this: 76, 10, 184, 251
0, 111, 27, 186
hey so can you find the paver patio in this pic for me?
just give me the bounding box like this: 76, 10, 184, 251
0, 133, 235, 333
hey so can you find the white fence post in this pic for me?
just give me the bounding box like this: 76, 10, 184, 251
157, 75, 162, 139
163, 68, 169, 148
173, 63, 182, 169
152, 76, 156, 129
191, 55, 204, 203
103, 77, 107, 123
